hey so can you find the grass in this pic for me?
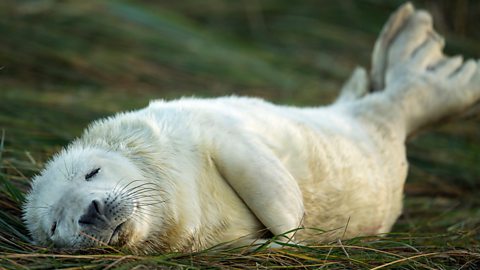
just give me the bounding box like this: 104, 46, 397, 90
1, 0, 480, 268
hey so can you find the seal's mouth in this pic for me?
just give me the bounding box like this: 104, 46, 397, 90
108, 221, 126, 245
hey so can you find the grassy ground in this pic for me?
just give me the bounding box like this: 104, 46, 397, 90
1, 0, 480, 269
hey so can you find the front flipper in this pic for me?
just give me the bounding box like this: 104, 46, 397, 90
212, 134, 304, 239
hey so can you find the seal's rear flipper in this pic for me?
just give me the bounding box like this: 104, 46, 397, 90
379, 11, 480, 134
370, 2, 415, 91
336, 3, 414, 103
356, 9, 480, 135
336, 67, 369, 103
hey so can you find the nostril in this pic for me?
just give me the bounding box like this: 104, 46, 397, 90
92, 200, 101, 215
78, 199, 105, 226
89, 199, 106, 216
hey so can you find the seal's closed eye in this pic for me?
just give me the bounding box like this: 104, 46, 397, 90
85, 168, 100, 181
50, 221, 57, 236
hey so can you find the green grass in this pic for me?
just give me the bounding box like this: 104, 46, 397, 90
1, 0, 480, 269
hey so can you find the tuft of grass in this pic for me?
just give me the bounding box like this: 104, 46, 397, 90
0, 0, 479, 269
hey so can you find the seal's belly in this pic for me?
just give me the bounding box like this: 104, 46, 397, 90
290, 133, 407, 241
234, 104, 409, 241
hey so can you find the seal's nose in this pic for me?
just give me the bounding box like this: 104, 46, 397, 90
78, 200, 106, 226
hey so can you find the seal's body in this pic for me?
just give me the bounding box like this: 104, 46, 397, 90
82, 95, 406, 251
23, 4, 480, 253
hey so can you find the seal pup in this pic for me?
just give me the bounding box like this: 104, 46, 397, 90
23, 3, 480, 253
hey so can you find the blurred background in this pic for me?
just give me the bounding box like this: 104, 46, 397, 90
0, 0, 479, 234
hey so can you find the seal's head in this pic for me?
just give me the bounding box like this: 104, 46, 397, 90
23, 146, 162, 249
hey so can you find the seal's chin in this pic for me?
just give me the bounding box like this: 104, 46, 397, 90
108, 221, 132, 246
108, 222, 125, 245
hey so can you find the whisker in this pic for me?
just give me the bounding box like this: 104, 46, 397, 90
115, 179, 144, 194
109, 179, 139, 202
110, 177, 128, 195
123, 190, 160, 199
118, 180, 153, 194
130, 211, 164, 222
124, 186, 160, 194
121, 184, 160, 197
124, 194, 162, 200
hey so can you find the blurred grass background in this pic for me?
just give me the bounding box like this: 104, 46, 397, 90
0, 0, 480, 268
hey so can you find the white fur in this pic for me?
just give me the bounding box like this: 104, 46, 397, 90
23, 3, 480, 253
